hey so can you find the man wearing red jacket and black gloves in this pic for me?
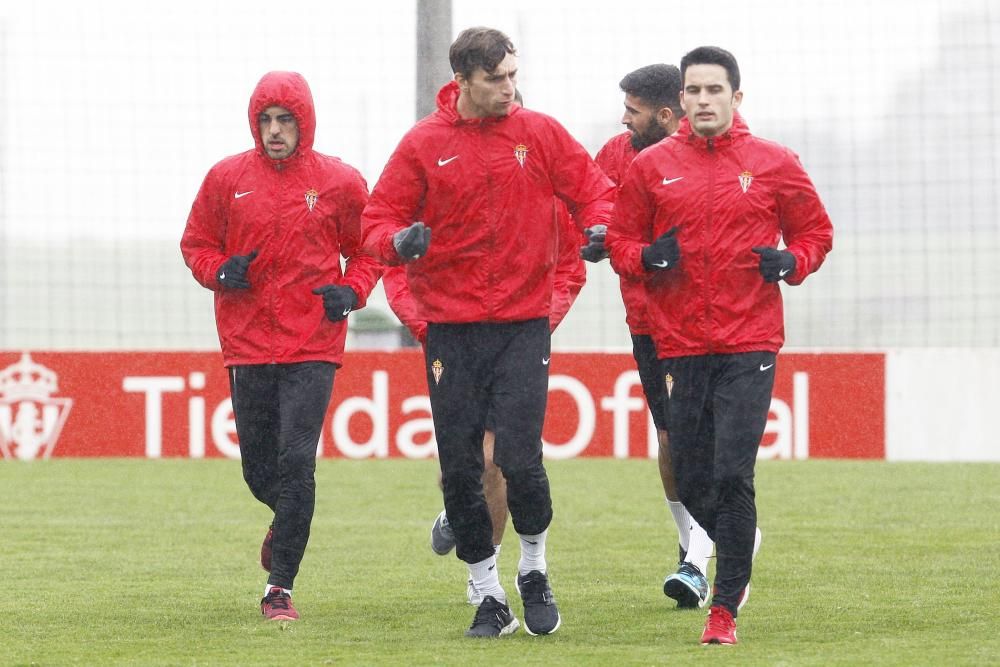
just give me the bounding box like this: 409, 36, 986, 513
384, 193, 586, 606
607, 46, 833, 645
593, 64, 717, 611
181, 71, 381, 622
362, 27, 613, 638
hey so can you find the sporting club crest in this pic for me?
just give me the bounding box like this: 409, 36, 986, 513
431, 359, 444, 385
513, 144, 529, 168
304, 188, 319, 212
0, 352, 73, 460
738, 171, 753, 193
664, 373, 674, 399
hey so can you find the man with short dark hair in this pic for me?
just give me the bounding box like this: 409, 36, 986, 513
363, 27, 614, 638
592, 64, 716, 611
607, 46, 833, 645
181, 71, 381, 622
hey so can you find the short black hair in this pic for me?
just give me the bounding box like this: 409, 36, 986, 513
619, 64, 682, 116
680, 46, 741, 91
449, 27, 516, 79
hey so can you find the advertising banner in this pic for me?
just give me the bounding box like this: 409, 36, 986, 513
0, 350, 884, 460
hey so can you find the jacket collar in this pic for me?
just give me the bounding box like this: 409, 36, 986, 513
677, 111, 750, 150
435, 80, 521, 127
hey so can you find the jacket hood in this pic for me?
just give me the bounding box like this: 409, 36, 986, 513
248, 71, 316, 162
676, 111, 750, 149
435, 80, 521, 125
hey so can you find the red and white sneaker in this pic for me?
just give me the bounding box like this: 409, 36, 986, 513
700, 605, 737, 645
260, 525, 274, 573
261, 586, 299, 621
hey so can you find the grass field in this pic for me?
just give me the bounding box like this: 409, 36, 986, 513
2, 458, 998, 666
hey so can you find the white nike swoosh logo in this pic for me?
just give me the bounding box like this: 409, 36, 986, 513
542, 357, 550, 365
341, 307, 352, 316
661, 177, 684, 186
437, 155, 459, 167
219, 272, 225, 280
779, 268, 791, 277
653, 260, 669, 268
234, 191, 254, 199
760, 363, 774, 371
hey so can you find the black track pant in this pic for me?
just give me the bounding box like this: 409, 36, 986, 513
229, 361, 335, 590
661, 351, 775, 616
426, 319, 553, 564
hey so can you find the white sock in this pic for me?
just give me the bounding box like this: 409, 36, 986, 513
264, 584, 292, 597
468, 555, 505, 603
685, 518, 714, 576
494, 543, 502, 556
667, 499, 691, 553
517, 530, 548, 575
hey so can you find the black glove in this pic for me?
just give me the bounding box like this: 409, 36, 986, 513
217, 250, 259, 289
393, 222, 431, 261
311, 285, 358, 322
580, 224, 608, 263
641, 226, 680, 271
751, 246, 796, 283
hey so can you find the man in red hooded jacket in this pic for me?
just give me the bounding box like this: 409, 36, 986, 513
362, 27, 613, 638
607, 47, 833, 645
385, 190, 586, 607
181, 71, 381, 622
593, 64, 716, 611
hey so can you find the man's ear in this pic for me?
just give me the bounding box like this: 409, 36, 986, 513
656, 106, 675, 129
454, 72, 467, 92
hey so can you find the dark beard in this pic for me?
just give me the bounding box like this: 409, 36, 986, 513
630, 124, 668, 152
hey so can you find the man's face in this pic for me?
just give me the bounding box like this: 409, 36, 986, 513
258, 105, 299, 160
680, 64, 742, 138
622, 93, 669, 151
456, 52, 518, 118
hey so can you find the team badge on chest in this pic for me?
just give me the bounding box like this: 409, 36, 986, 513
304, 188, 319, 212
513, 143, 529, 168
738, 171, 753, 193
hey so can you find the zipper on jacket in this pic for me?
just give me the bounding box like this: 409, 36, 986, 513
704, 149, 716, 353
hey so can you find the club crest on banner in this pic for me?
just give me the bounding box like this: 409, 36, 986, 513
0, 352, 73, 460
305, 188, 319, 212
514, 144, 529, 168
739, 170, 753, 193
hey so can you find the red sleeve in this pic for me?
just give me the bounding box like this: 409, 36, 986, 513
549, 202, 587, 332
382, 265, 427, 343
545, 119, 615, 234
606, 157, 655, 280
180, 166, 229, 291
774, 150, 834, 285
361, 135, 425, 265
336, 170, 384, 309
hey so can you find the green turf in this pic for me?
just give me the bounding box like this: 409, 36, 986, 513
2, 459, 997, 666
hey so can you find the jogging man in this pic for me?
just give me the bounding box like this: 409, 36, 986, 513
181, 71, 381, 622
385, 187, 586, 606
592, 64, 715, 610
607, 47, 833, 644
362, 27, 614, 638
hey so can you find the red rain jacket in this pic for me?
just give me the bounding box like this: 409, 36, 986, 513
383, 200, 586, 343
362, 81, 612, 324
181, 71, 381, 366
594, 131, 651, 335
607, 114, 833, 358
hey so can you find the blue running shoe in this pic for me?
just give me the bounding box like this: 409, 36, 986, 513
663, 562, 709, 608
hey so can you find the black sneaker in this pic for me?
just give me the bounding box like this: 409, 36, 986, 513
663, 562, 709, 609
516, 570, 562, 635
464, 595, 520, 638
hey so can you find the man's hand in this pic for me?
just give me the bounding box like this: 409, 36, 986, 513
217, 250, 259, 289
641, 226, 680, 271
393, 222, 431, 261
751, 246, 796, 282
580, 224, 608, 263
311, 285, 359, 322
